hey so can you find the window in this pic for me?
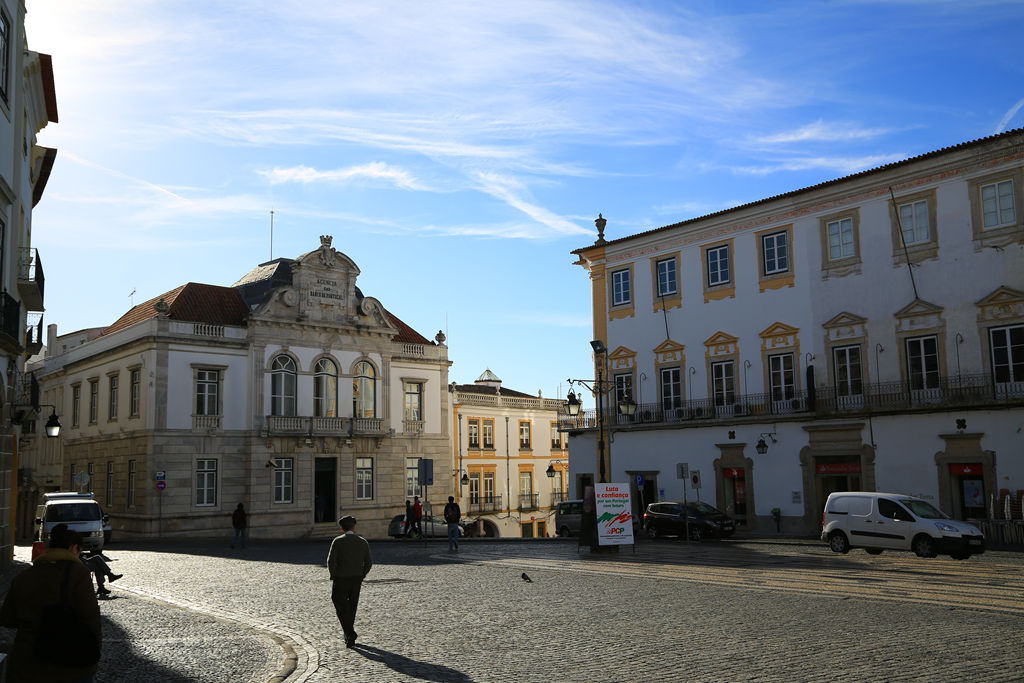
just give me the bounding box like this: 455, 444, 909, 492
981, 179, 1016, 230
482, 419, 494, 449
551, 423, 563, 450
196, 369, 219, 416
108, 375, 119, 420
274, 458, 294, 504
469, 472, 481, 504
711, 361, 735, 406
519, 470, 534, 508
271, 356, 297, 416
406, 457, 422, 497
0, 8, 9, 105
833, 345, 863, 397
353, 361, 376, 418
611, 269, 631, 306
897, 199, 930, 245
614, 373, 634, 405
656, 257, 677, 297
484, 472, 495, 503
105, 462, 114, 505
706, 244, 730, 286
467, 418, 480, 449
88, 380, 99, 424
72, 385, 81, 427
127, 460, 136, 507
762, 231, 789, 275
313, 358, 338, 417
905, 336, 939, 390
196, 459, 218, 506
519, 421, 532, 450
990, 325, 1024, 384
827, 217, 856, 261
129, 369, 140, 417
660, 367, 682, 410
356, 457, 373, 500
404, 382, 423, 421
768, 353, 795, 401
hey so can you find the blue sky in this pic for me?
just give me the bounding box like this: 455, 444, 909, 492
24, 0, 1024, 402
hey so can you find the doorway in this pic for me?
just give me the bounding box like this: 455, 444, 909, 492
722, 468, 747, 526
950, 463, 985, 519
814, 461, 861, 520
314, 457, 337, 523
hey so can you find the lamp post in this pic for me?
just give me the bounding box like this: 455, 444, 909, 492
565, 349, 637, 483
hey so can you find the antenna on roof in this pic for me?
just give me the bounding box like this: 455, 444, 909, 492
129, 288, 136, 307
270, 209, 275, 261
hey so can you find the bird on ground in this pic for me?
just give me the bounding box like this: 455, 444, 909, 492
521, 572, 532, 582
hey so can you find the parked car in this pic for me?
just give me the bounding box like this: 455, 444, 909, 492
643, 501, 736, 541
388, 514, 467, 539
34, 492, 108, 552
555, 499, 584, 537
821, 491, 985, 559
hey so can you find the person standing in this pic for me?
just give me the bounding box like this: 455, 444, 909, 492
403, 499, 414, 537
412, 496, 423, 536
0, 523, 102, 682
327, 515, 372, 648
231, 503, 247, 548
444, 495, 461, 551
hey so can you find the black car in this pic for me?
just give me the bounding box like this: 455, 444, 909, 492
643, 501, 735, 541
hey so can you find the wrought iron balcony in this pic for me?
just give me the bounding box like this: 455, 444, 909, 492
264, 415, 387, 437
551, 490, 570, 504
18, 248, 44, 311
25, 313, 43, 356
558, 372, 1024, 432
468, 495, 502, 514
518, 493, 539, 510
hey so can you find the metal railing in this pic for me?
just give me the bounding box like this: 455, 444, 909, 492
551, 490, 569, 504
0, 292, 20, 343
18, 248, 44, 308
468, 495, 502, 514
558, 372, 1024, 431
518, 493, 539, 510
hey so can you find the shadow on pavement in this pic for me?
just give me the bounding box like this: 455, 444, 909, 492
352, 644, 475, 683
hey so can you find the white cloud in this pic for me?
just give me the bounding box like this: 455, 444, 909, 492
754, 120, 897, 145
258, 162, 431, 191
725, 154, 907, 177
996, 98, 1024, 133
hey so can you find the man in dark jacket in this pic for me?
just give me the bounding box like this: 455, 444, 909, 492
444, 495, 461, 551
326, 515, 372, 648
231, 502, 248, 548
0, 524, 102, 682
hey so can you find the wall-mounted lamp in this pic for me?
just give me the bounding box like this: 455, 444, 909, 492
545, 460, 567, 478
755, 431, 778, 455
12, 403, 61, 438
461, 471, 470, 485
590, 339, 607, 355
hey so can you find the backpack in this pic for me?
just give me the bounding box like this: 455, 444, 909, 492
444, 503, 460, 523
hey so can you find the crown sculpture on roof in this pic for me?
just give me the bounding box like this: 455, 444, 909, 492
317, 235, 336, 268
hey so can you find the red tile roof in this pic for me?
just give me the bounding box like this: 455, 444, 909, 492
387, 310, 432, 344
101, 283, 249, 336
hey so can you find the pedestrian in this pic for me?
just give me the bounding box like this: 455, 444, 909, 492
231, 502, 247, 548
412, 496, 423, 536
0, 523, 102, 683
83, 551, 123, 598
404, 499, 414, 537
444, 495, 461, 551
326, 515, 372, 648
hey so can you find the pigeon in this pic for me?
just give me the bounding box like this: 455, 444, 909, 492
521, 572, 532, 583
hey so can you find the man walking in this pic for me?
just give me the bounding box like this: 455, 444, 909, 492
326, 515, 372, 648
231, 502, 248, 548
444, 495, 461, 551
412, 496, 423, 536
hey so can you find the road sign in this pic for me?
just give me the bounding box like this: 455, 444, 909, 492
73, 472, 90, 488
635, 473, 645, 489
690, 470, 701, 489
676, 463, 688, 479
155, 470, 166, 481
155, 480, 167, 491
418, 458, 434, 486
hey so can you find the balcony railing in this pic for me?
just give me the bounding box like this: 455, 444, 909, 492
559, 372, 1024, 432
18, 248, 44, 311
193, 414, 222, 431
468, 495, 502, 514
551, 490, 570, 504
518, 493, 539, 510
265, 415, 387, 437
25, 312, 43, 356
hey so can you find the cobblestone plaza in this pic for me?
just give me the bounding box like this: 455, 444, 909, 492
2, 539, 1022, 682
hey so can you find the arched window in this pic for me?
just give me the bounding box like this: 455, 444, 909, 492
353, 361, 376, 418
270, 355, 297, 416
313, 358, 338, 417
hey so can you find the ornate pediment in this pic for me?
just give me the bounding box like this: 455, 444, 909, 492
976, 286, 1024, 323
759, 322, 800, 351
823, 312, 867, 329
895, 298, 944, 319
895, 298, 944, 334
607, 346, 636, 371
704, 331, 738, 357
823, 312, 867, 343
359, 296, 398, 333
653, 339, 685, 364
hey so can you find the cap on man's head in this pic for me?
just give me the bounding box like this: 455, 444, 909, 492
339, 515, 357, 531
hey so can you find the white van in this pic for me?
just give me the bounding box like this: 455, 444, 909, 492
555, 499, 584, 537
821, 492, 984, 560
35, 492, 107, 552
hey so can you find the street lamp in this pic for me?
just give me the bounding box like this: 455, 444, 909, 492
755, 431, 777, 455
12, 403, 62, 438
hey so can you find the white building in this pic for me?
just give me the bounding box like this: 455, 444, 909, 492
1, 0, 58, 563
565, 129, 1024, 535
31, 237, 453, 540
450, 370, 568, 537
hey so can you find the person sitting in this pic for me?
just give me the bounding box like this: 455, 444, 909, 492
82, 551, 123, 597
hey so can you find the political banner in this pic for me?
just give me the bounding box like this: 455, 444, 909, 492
595, 483, 634, 546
